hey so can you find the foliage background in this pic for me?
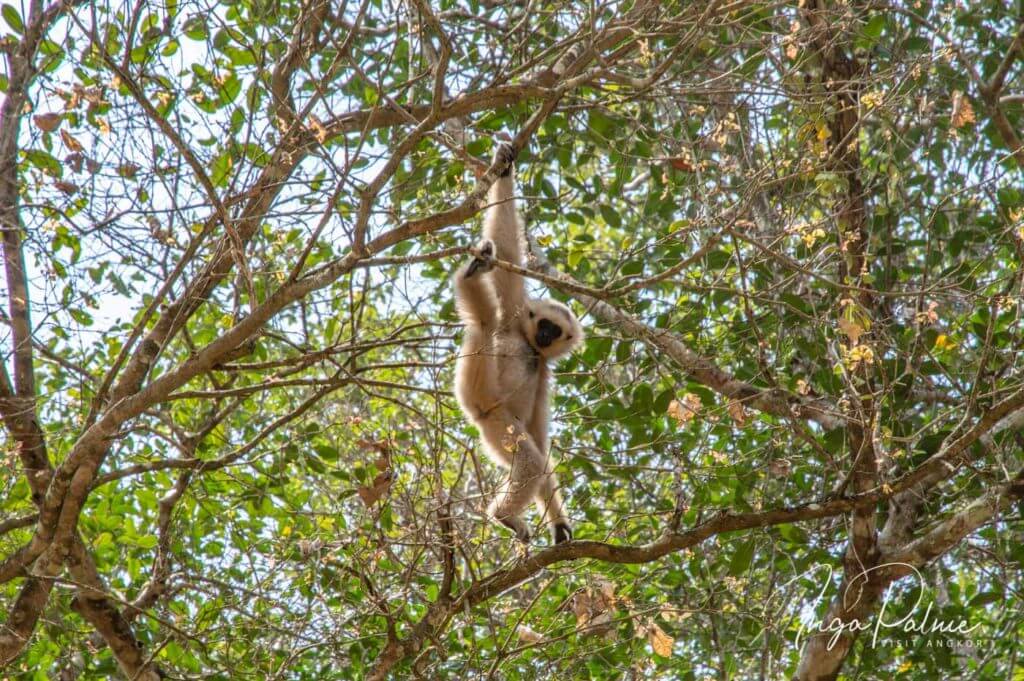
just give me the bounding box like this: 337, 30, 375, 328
1, 0, 1023, 679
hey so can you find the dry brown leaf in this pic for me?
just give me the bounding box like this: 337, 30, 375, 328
308, 114, 328, 143
646, 619, 674, 657
356, 440, 394, 507
667, 393, 702, 424
515, 624, 545, 645
571, 589, 592, 628
595, 578, 616, 608
118, 163, 140, 179
768, 458, 792, 477
668, 156, 694, 172
590, 610, 616, 639
357, 470, 393, 507
837, 316, 864, 344
65, 87, 81, 110
65, 152, 83, 174
60, 129, 84, 153
33, 112, 63, 132
659, 605, 692, 622
358, 438, 394, 461
374, 438, 395, 454
950, 90, 975, 129
727, 400, 747, 426
571, 581, 618, 639
79, 85, 105, 105
53, 181, 78, 196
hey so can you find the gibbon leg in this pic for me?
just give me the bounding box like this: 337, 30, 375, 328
534, 465, 572, 544
528, 386, 573, 543
477, 411, 548, 543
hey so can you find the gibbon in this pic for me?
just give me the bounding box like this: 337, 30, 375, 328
453, 143, 584, 545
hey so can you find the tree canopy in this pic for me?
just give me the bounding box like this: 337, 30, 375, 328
1, 0, 1023, 679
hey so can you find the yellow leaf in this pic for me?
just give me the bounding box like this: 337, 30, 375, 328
934, 334, 957, 351
646, 619, 674, 657
844, 344, 875, 368
861, 90, 883, 109
801, 227, 826, 248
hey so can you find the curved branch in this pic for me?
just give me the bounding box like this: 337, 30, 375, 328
367, 490, 889, 680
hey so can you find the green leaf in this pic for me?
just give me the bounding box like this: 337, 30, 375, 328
23, 149, 62, 177
2, 4, 23, 33
969, 590, 1003, 607
183, 15, 207, 40
136, 535, 159, 549
210, 150, 232, 187
863, 14, 885, 40
728, 540, 755, 576
600, 204, 622, 228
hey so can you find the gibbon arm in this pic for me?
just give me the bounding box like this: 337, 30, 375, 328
483, 145, 527, 320
454, 262, 496, 325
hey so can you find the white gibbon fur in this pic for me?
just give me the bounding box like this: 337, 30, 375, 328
453, 143, 584, 545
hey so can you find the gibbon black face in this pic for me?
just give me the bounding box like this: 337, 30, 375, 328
535, 318, 562, 347
522, 299, 584, 360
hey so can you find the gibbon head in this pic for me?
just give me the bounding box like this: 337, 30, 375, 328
522, 298, 584, 360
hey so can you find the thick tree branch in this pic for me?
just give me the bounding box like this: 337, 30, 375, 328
882, 469, 1024, 572
367, 489, 895, 680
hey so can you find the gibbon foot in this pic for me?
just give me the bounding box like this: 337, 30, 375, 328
496, 516, 531, 544
494, 143, 517, 177
552, 522, 573, 545
465, 238, 495, 278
